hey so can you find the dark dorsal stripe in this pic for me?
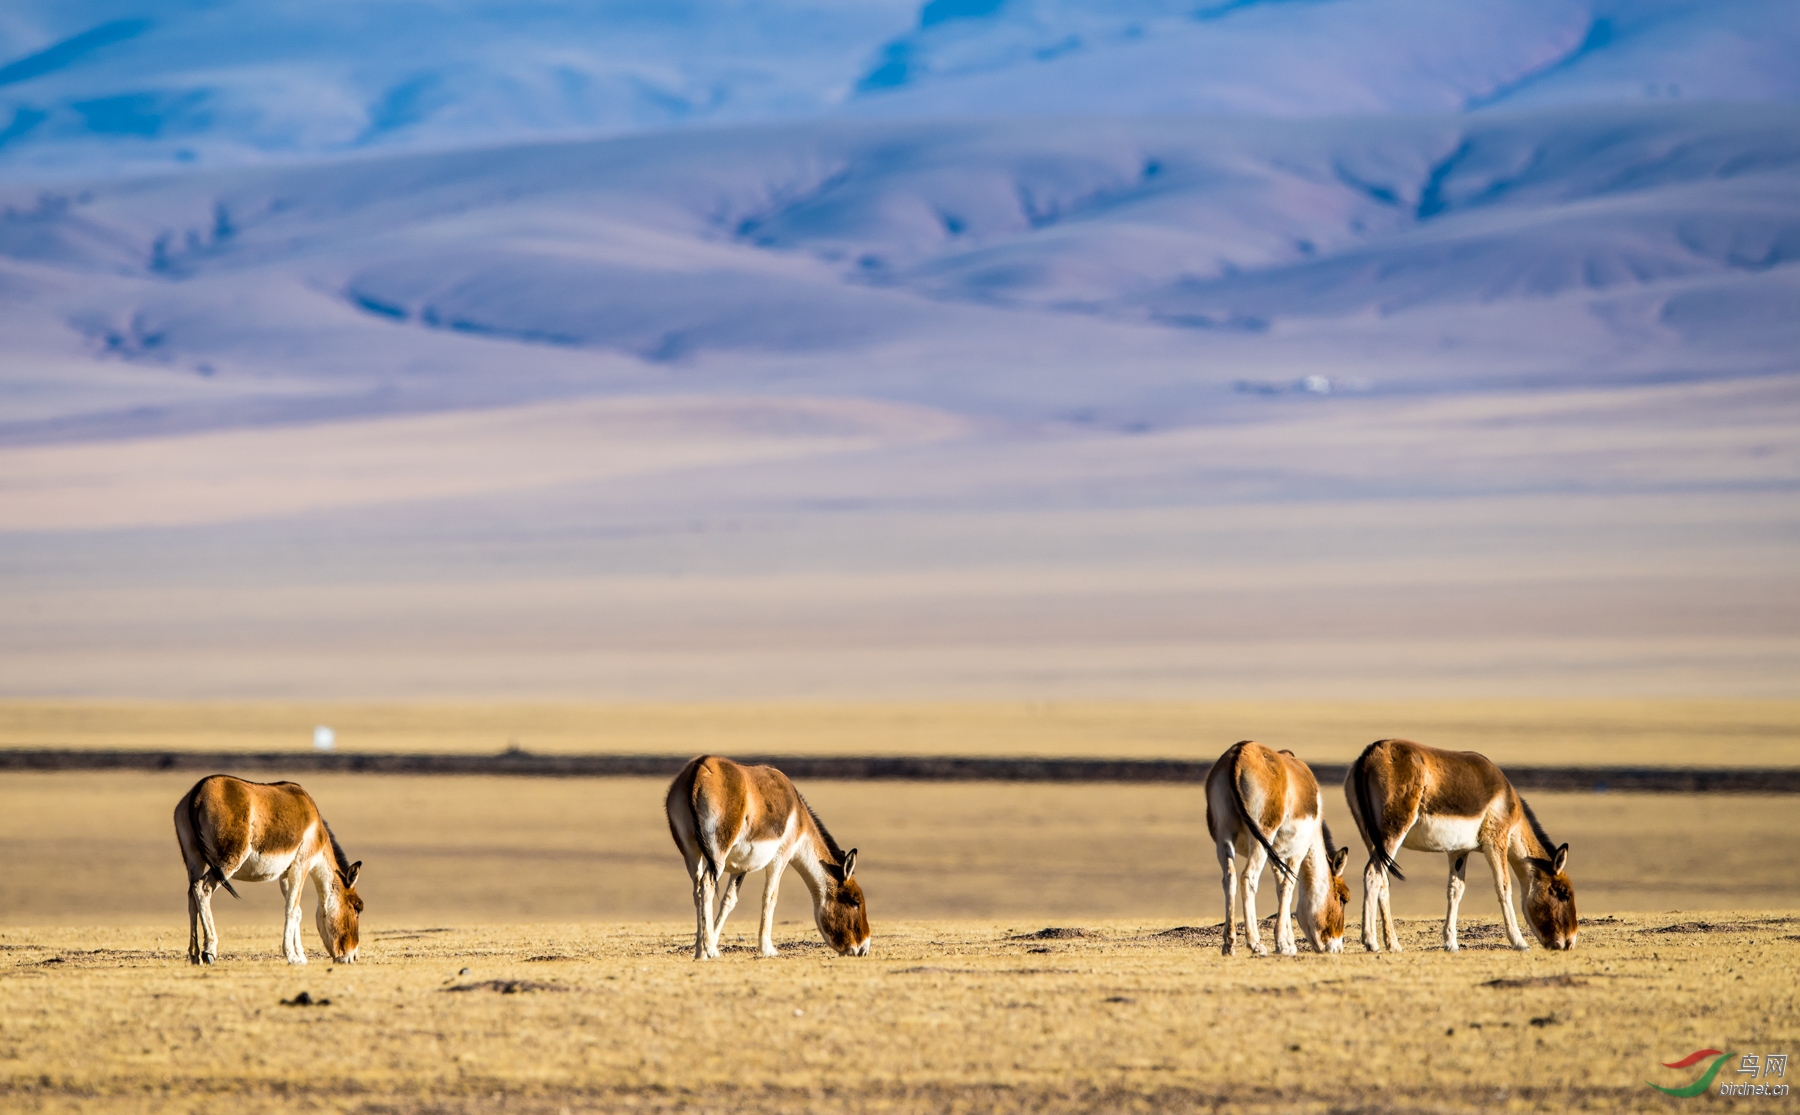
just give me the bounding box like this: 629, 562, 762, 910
796, 790, 846, 865
1519, 796, 1556, 857
322, 819, 354, 876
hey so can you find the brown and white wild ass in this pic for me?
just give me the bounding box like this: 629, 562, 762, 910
174, 775, 364, 965
665, 756, 870, 960
1206, 740, 1351, 956
1345, 739, 1577, 953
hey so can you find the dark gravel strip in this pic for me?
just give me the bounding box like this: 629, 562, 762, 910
0, 749, 1796, 791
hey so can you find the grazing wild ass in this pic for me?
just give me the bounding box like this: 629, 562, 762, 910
1206, 740, 1352, 956
666, 755, 870, 960
1345, 739, 1577, 953
174, 775, 363, 965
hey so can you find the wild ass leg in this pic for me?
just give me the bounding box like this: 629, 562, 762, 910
1489, 843, 1531, 950
1273, 855, 1298, 956
195, 877, 222, 964
1216, 840, 1238, 956
187, 879, 201, 965
757, 861, 783, 958
1359, 858, 1387, 953
1376, 863, 1402, 953
709, 872, 745, 954
1443, 853, 1469, 952
198, 883, 220, 964
1241, 844, 1268, 957
692, 863, 720, 960
279, 866, 308, 965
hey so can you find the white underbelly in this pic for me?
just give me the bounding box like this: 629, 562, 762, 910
231, 849, 298, 882
722, 838, 783, 875
1402, 811, 1486, 854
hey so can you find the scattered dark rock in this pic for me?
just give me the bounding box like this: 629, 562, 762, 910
443, 979, 564, 994
282, 991, 330, 1006
1454, 923, 1505, 940
457, 967, 472, 975
524, 955, 571, 962
1011, 927, 1090, 940
1529, 1014, 1559, 1027
1641, 920, 1752, 934
1150, 925, 1223, 943
1482, 975, 1587, 989
1102, 996, 1134, 1004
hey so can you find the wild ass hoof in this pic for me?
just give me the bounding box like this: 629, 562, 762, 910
758, 947, 780, 959
286, 953, 308, 966
198, 952, 215, 965
1509, 939, 1532, 952
1278, 942, 1298, 957
1220, 941, 1236, 957
1250, 943, 1269, 957
1443, 938, 1459, 953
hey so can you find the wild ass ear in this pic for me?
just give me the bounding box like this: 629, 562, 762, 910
1330, 846, 1350, 876
1550, 844, 1568, 875
841, 849, 857, 879
345, 861, 362, 888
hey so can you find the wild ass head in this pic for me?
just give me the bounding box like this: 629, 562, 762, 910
1301, 829, 1352, 954
316, 858, 363, 962
816, 849, 871, 956
1523, 843, 1577, 950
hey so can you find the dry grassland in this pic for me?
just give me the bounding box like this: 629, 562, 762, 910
3, 774, 1799, 928
4, 699, 1799, 767
2, 914, 1798, 1114
3, 699, 1796, 1111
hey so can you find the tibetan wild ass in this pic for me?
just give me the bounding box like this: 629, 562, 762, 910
1345, 739, 1576, 952
174, 775, 363, 965
1206, 740, 1351, 955
666, 755, 870, 959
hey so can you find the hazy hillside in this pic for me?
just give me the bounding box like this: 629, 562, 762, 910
0, 1, 1795, 699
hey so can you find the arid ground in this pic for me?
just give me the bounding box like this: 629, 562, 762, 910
3, 916, 1797, 1114
2, 701, 1796, 1111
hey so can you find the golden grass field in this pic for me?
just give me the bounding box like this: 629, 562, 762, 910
3, 915, 1798, 1114
2, 701, 1797, 1111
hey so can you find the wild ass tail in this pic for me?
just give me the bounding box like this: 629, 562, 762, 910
1227, 743, 1294, 882
688, 759, 724, 886
187, 787, 240, 899
1351, 744, 1405, 881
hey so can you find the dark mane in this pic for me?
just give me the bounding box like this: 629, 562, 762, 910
796, 790, 846, 865
322, 820, 354, 876
1519, 796, 1556, 856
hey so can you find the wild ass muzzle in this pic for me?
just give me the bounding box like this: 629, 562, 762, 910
173, 775, 363, 965
1345, 739, 1577, 953
665, 755, 870, 960
1206, 741, 1351, 955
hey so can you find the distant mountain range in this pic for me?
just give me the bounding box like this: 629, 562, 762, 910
2, 1, 1797, 178
2, 1, 1796, 699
